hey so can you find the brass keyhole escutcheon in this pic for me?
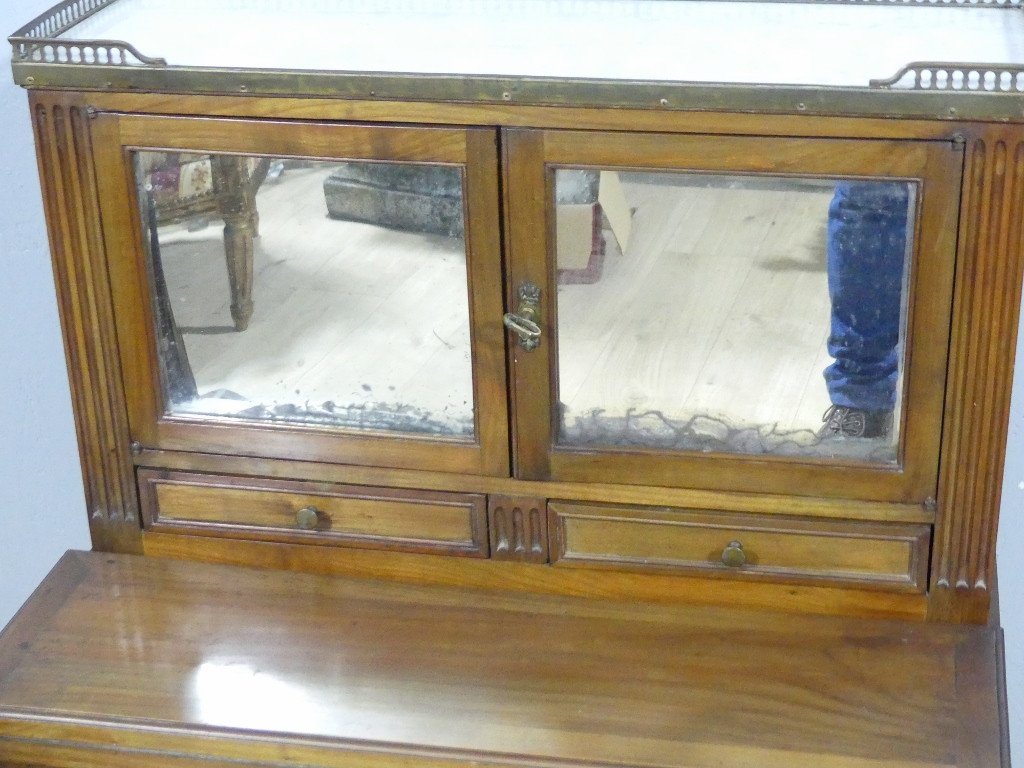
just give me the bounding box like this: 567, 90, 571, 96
721, 540, 746, 568
295, 506, 321, 531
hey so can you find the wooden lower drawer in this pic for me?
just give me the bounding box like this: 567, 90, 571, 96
139, 470, 488, 557
548, 502, 930, 591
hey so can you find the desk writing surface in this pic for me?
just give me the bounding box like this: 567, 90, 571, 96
0, 551, 1007, 767
55, 0, 1024, 86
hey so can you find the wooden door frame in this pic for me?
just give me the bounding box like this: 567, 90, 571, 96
504, 128, 963, 504
92, 113, 510, 477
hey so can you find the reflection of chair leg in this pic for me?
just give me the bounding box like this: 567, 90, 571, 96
145, 192, 197, 404
222, 212, 255, 332
212, 156, 256, 332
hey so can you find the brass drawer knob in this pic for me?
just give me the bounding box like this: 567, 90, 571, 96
295, 506, 321, 531
721, 540, 747, 568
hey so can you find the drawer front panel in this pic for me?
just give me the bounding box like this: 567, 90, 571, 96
140, 470, 488, 557
549, 502, 930, 591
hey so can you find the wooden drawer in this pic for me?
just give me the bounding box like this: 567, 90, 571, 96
139, 470, 488, 557
548, 502, 930, 591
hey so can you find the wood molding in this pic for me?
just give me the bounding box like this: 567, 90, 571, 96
930, 129, 1024, 623
488, 495, 548, 562
29, 92, 140, 553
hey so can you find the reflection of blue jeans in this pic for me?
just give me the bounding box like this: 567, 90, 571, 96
824, 182, 909, 412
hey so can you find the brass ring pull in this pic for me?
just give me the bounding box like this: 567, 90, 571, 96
295, 506, 321, 531
503, 312, 542, 346
504, 281, 542, 351
721, 540, 746, 568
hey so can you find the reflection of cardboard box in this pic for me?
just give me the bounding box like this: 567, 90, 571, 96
556, 171, 631, 285
556, 202, 603, 284
598, 171, 632, 253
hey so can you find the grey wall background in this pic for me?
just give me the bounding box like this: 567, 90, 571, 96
0, 0, 1020, 753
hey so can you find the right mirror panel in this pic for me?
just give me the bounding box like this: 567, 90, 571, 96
554, 170, 916, 465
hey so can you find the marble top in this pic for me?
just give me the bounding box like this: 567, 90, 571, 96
51, 0, 1024, 87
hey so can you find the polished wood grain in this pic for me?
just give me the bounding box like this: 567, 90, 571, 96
0, 552, 1007, 768
143, 532, 929, 620
28, 92, 140, 554
931, 127, 1024, 623
506, 129, 962, 504
139, 470, 488, 558
549, 502, 930, 591
135, 449, 936, 524
92, 113, 510, 477
79, 91, 960, 141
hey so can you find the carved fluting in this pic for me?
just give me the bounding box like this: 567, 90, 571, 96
32, 95, 140, 552
932, 134, 1024, 621
488, 496, 548, 563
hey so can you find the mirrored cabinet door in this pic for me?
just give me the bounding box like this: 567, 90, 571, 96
95, 115, 508, 475
505, 130, 962, 502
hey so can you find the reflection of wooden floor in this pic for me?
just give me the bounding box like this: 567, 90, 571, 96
158, 169, 896, 457
157, 166, 475, 436
557, 179, 839, 449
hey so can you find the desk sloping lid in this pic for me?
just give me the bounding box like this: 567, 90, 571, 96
0, 551, 1009, 768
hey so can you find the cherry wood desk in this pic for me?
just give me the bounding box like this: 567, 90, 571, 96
0, 551, 1009, 768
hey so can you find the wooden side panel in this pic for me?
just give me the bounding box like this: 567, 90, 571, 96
139, 470, 488, 558
931, 129, 1024, 623
29, 92, 139, 553
549, 502, 930, 592
487, 495, 548, 562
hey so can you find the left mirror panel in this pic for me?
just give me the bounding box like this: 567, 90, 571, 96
133, 151, 476, 441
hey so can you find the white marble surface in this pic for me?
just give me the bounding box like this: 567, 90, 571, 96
56, 0, 1024, 86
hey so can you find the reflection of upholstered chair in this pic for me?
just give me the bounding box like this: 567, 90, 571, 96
142, 153, 271, 331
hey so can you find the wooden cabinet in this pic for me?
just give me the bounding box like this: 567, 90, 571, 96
16, 62, 1023, 623
3, 0, 1020, 763
60, 103, 997, 618
77, 108, 973, 614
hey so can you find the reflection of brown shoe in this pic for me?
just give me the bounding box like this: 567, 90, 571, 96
820, 405, 893, 439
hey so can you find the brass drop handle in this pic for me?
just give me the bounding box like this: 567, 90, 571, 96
503, 281, 542, 351
721, 540, 747, 568
295, 506, 321, 531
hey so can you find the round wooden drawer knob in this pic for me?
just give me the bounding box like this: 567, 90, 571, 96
295, 506, 321, 531
721, 540, 747, 568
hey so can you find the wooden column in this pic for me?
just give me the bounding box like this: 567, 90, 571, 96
930, 127, 1024, 623
29, 91, 140, 553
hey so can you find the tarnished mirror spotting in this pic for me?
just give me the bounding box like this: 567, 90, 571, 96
134, 151, 476, 440
554, 170, 915, 464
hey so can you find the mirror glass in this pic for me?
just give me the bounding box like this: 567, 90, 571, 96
134, 151, 475, 440
554, 169, 915, 464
